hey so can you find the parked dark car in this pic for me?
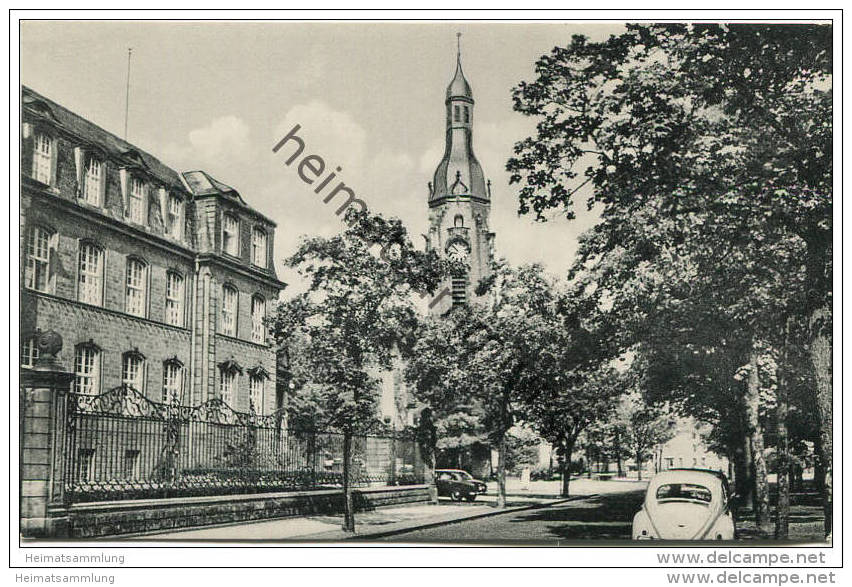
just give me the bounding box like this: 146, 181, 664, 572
435, 469, 488, 501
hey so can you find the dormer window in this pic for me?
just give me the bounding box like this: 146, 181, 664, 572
251, 227, 267, 268
167, 194, 183, 240
83, 156, 103, 206
223, 214, 239, 256
32, 132, 54, 185
128, 177, 147, 224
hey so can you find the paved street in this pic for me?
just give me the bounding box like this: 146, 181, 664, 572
376, 485, 646, 544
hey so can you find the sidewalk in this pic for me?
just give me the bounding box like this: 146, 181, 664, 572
137, 493, 578, 542
133, 478, 643, 542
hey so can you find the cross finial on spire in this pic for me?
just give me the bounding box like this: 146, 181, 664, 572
456, 32, 462, 61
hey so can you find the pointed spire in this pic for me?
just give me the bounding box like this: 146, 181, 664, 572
446, 32, 473, 101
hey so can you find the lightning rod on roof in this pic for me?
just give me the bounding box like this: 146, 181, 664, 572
124, 48, 132, 141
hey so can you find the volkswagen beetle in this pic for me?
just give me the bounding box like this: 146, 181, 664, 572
632, 469, 735, 540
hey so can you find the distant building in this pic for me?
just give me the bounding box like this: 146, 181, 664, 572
658, 419, 729, 474
20, 86, 285, 414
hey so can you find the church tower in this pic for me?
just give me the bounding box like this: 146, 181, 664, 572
426, 35, 495, 314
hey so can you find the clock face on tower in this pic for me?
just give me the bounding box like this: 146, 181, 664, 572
447, 240, 469, 262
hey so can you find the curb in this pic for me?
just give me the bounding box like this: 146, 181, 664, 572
303, 494, 596, 541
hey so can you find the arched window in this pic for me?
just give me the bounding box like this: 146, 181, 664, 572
32, 131, 54, 185
251, 294, 266, 343
83, 155, 104, 206
223, 214, 239, 256
165, 271, 185, 327
454, 214, 464, 228
78, 241, 104, 306
162, 358, 184, 404
121, 350, 146, 392
220, 284, 238, 336
21, 335, 40, 368
125, 257, 149, 317
252, 227, 267, 268
74, 342, 101, 395
25, 225, 55, 293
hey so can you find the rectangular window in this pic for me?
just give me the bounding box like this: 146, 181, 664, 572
167, 195, 183, 239
219, 370, 236, 406
74, 346, 100, 395
162, 362, 183, 403
251, 228, 267, 267
221, 286, 237, 336
21, 337, 39, 368
251, 296, 266, 343
453, 105, 460, 122
25, 226, 53, 292
122, 353, 145, 392
83, 157, 102, 205
128, 177, 146, 224
125, 259, 148, 317
33, 133, 53, 184
165, 272, 185, 327
223, 215, 239, 256
463, 106, 469, 123
249, 376, 264, 414
78, 243, 104, 306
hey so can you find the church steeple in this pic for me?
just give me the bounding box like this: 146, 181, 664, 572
431, 33, 487, 203
426, 35, 494, 314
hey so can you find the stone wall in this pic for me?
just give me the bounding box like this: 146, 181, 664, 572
67, 485, 431, 539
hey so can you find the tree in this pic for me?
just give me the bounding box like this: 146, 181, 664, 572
525, 364, 621, 496
508, 24, 832, 536
614, 389, 677, 481
270, 211, 446, 532
407, 262, 559, 507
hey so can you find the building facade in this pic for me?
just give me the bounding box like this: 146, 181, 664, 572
20, 86, 285, 415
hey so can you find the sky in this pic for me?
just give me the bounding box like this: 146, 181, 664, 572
21, 21, 625, 295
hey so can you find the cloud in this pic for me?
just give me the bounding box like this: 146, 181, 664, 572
161, 115, 250, 173
271, 100, 367, 172
188, 115, 250, 161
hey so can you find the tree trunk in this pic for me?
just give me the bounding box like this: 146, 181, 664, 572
586, 444, 592, 479
746, 349, 771, 533
738, 433, 754, 508
775, 323, 791, 539
809, 305, 832, 538
561, 437, 575, 498
341, 430, 355, 532
496, 431, 507, 508
636, 448, 643, 482
615, 433, 623, 477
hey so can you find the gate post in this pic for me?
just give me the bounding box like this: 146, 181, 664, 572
20, 331, 73, 538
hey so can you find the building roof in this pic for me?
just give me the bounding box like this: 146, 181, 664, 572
446, 54, 473, 101
22, 85, 185, 190
182, 170, 245, 201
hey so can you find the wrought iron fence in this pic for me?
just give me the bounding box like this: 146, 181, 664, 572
63, 385, 424, 504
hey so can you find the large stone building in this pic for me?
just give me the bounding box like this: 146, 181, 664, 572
19, 86, 285, 414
